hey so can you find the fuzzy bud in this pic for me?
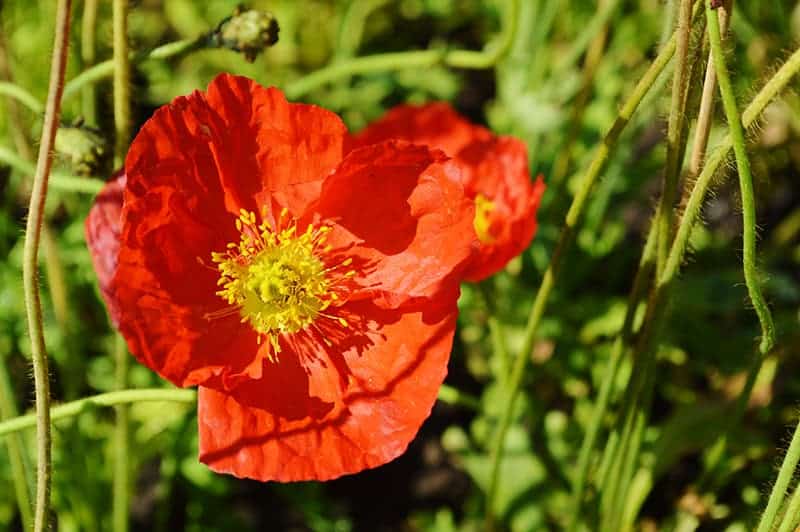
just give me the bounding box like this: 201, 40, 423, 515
213, 7, 280, 63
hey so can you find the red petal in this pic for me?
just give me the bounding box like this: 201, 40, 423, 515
352, 103, 546, 281
84, 171, 126, 326
112, 74, 347, 387
198, 299, 456, 482
310, 141, 477, 307
459, 138, 546, 281
349, 102, 486, 156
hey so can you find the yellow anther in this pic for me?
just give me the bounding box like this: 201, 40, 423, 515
473, 193, 497, 244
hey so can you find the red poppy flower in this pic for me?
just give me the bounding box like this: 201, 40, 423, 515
85, 73, 477, 482
350, 103, 545, 281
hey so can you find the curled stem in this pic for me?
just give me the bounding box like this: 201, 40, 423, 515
705, 0, 775, 355
22, 0, 72, 529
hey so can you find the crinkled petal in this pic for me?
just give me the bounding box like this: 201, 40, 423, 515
309, 141, 477, 308
84, 171, 126, 326
198, 299, 456, 482
113, 74, 347, 387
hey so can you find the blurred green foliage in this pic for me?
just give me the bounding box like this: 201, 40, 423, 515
1, 0, 800, 530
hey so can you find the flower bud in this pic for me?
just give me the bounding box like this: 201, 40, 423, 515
55, 124, 111, 177
212, 7, 280, 63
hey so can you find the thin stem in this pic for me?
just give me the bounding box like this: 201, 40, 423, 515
0, 81, 44, 114
0, 145, 105, 193
656, 0, 693, 275
63, 36, 207, 100
112, 337, 130, 532
113, 0, 131, 166
81, 0, 98, 124
757, 415, 800, 532
548, 0, 611, 192
706, 0, 775, 355
666, 44, 800, 287
689, 1, 731, 176
111, 1, 132, 526
22, 0, 72, 529
285, 0, 519, 99
777, 480, 800, 532
0, 389, 197, 437
484, 13, 691, 522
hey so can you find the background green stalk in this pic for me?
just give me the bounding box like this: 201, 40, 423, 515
484, 11, 696, 524
81, 0, 98, 125
286, 0, 519, 99
112, 0, 131, 528
22, 0, 72, 528
0, 389, 197, 437
656, 0, 693, 276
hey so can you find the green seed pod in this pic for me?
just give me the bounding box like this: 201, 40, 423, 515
213, 7, 280, 63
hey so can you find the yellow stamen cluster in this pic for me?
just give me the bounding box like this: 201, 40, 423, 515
473, 194, 497, 244
210, 208, 351, 356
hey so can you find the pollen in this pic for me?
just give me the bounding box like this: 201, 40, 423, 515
210, 209, 347, 357
473, 193, 497, 244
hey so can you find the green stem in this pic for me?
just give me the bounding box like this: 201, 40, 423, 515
81, 0, 98, 124
111, 2, 131, 526
0, 145, 105, 193
757, 415, 800, 532
0, 389, 197, 437
567, 222, 657, 530
689, 1, 731, 177
776, 480, 800, 532
0, 81, 44, 114
665, 44, 800, 292
63, 36, 207, 100
112, 337, 130, 532
484, 14, 688, 523
22, 1, 72, 529
285, 0, 519, 99
706, 0, 775, 355
113, 0, 131, 167
656, 0, 693, 275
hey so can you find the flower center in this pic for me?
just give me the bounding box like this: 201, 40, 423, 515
210, 208, 350, 355
473, 194, 496, 244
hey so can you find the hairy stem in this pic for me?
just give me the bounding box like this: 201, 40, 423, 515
689, 1, 731, 176
656, 0, 693, 275
22, 0, 72, 528
706, 0, 775, 355
757, 415, 800, 532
